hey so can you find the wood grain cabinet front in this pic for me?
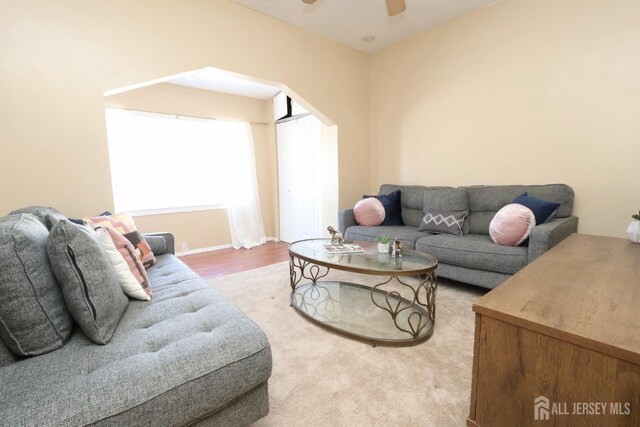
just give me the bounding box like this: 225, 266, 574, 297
467, 234, 640, 427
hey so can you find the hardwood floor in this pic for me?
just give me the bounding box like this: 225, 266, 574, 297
179, 242, 290, 280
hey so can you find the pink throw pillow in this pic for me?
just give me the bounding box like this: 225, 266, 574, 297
354, 198, 385, 226
489, 204, 536, 246
85, 213, 156, 268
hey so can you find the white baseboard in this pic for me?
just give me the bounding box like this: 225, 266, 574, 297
176, 244, 232, 256
176, 237, 280, 256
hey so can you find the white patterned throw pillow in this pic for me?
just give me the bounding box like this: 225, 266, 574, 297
95, 227, 152, 301
417, 209, 468, 236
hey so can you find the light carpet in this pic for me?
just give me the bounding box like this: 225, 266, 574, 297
208, 262, 487, 426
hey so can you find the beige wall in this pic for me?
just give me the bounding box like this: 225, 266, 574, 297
321, 124, 339, 237
370, 0, 640, 237
0, 0, 370, 229
3, 0, 638, 242
104, 83, 278, 249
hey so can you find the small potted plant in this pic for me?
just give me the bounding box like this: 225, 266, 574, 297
377, 234, 390, 254
627, 211, 640, 243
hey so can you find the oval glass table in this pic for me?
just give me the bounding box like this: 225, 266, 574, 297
288, 238, 438, 346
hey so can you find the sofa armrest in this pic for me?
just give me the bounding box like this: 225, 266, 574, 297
528, 216, 578, 263
143, 232, 175, 255
338, 209, 356, 234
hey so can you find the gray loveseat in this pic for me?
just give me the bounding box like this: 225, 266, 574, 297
0, 224, 272, 425
339, 184, 578, 289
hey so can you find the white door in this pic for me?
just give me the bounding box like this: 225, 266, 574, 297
276, 115, 323, 243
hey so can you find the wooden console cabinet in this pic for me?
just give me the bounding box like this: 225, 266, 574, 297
468, 234, 640, 427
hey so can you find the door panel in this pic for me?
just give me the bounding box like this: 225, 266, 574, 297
276, 115, 323, 243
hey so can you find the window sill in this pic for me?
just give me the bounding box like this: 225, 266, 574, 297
128, 205, 226, 217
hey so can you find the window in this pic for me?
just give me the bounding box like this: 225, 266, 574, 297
104, 107, 252, 214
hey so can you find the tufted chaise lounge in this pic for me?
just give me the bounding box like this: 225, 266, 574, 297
0, 233, 272, 426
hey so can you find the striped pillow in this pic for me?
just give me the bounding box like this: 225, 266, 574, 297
85, 213, 156, 268
95, 227, 152, 300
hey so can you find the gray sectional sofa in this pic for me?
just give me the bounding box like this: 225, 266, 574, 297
0, 223, 272, 425
339, 184, 578, 289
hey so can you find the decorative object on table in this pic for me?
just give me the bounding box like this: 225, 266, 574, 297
327, 226, 345, 246
391, 237, 402, 258
627, 211, 640, 243
391, 237, 403, 258
362, 190, 404, 226
323, 243, 364, 254
489, 204, 536, 246
377, 234, 390, 253
376, 252, 390, 265
512, 193, 561, 225
394, 257, 403, 270
353, 197, 385, 226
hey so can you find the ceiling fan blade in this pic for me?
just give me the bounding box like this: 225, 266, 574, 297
302, 0, 318, 4
386, 0, 406, 16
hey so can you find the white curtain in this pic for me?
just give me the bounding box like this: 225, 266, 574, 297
226, 122, 267, 249
104, 108, 266, 249
105, 108, 239, 212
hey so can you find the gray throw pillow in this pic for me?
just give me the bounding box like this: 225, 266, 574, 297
423, 188, 470, 234
47, 219, 129, 345
10, 206, 66, 231
418, 209, 469, 236
144, 235, 167, 256
0, 214, 74, 356
0, 340, 17, 366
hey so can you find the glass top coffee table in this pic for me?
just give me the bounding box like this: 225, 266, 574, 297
288, 238, 438, 346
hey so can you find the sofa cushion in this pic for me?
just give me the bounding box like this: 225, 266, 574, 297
345, 225, 432, 250
354, 197, 385, 226
435, 263, 511, 289
0, 214, 74, 356
95, 227, 152, 301
513, 193, 561, 225
464, 184, 574, 235
47, 219, 129, 345
144, 235, 167, 255
418, 209, 468, 236
416, 234, 529, 275
9, 206, 66, 231
0, 340, 17, 367
423, 188, 470, 234
85, 213, 157, 268
379, 184, 454, 227
364, 190, 403, 226
489, 204, 535, 246
0, 254, 272, 426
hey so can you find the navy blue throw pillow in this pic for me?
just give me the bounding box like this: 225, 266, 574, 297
363, 190, 404, 226
513, 193, 561, 225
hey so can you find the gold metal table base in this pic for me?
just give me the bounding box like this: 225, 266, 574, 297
289, 254, 438, 347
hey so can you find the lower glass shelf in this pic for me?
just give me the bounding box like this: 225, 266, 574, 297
290, 281, 434, 346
